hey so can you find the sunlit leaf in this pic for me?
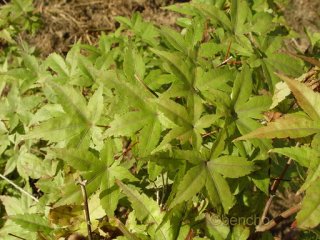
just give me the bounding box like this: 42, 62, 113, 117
116, 180, 171, 240
270, 146, 318, 167
231, 224, 250, 240
270, 81, 291, 109
230, 0, 249, 35
208, 156, 256, 178
169, 164, 207, 209
232, 65, 252, 108
150, 48, 192, 86
236, 114, 320, 140
236, 95, 271, 119
298, 154, 320, 194
160, 26, 188, 53
278, 73, 320, 121
9, 214, 53, 235
205, 213, 230, 240
45, 53, 69, 78
87, 85, 104, 124
205, 168, 235, 213
297, 182, 320, 229
192, 3, 232, 31
105, 111, 155, 137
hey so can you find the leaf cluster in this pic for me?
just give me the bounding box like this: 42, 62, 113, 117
0, 0, 320, 239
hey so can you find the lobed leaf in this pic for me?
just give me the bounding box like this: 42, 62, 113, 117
278, 73, 320, 121
208, 156, 256, 178
169, 164, 207, 209
116, 180, 170, 240
9, 214, 53, 235
205, 213, 230, 240
297, 182, 320, 229
236, 114, 320, 140
270, 146, 319, 168
205, 168, 235, 213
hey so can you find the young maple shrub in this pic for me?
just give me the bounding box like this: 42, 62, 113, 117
0, 0, 320, 239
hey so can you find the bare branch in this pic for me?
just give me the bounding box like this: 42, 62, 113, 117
0, 173, 39, 203
258, 143, 300, 227
256, 203, 302, 232
77, 177, 93, 240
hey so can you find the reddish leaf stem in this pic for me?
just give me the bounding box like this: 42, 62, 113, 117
258, 143, 299, 227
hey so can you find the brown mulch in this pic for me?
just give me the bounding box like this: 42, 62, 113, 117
283, 0, 320, 53
19, 0, 320, 57
24, 0, 184, 57
285, 0, 320, 34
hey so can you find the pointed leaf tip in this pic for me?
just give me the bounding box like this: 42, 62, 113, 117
276, 72, 320, 121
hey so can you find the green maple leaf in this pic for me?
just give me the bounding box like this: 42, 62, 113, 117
53, 140, 137, 217
237, 74, 320, 195
9, 214, 53, 235
154, 96, 213, 151
296, 181, 320, 229
116, 180, 172, 240
25, 82, 104, 148
232, 65, 273, 156
168, 140, 255, 213
236, 74, 320, 140
102, 66, 162, 156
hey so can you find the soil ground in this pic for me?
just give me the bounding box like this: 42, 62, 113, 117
284, 0, 320, 53
1, 0, 320, 57
22, 0, 320, 57
27, 0, 184, 57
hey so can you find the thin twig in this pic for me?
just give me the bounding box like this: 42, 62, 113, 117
151, 180, 160, 205
270, 157, 294, 195
96, 124, 109, 129
0, 173, 39, 202
160, 172, 166, 206
259, 157, 293, 226
185, 228, 194, 240
134, 74, 159, 98
114, 141, 138, 160
46, 8, 82, 29
8, 233, 27, 240
156, 188, 160, 205
73, 1, 105, 7
258, 195, 275, 226
201, 130, 217, 138
111, 217, 140, 240
85, 33, 93, 45
217, 56, 233, 67
258, 143, 300, 227
256, 203, 302, 232
77, 177, 93, 240
224, 40, 232, 60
